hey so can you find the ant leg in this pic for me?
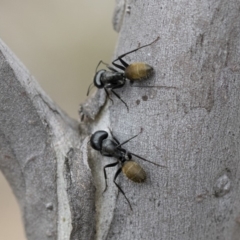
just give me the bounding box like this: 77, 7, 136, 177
95, 60, 119, 73
111, 62, 126, 71
112, 37, 160, 70
103, 161, 119, 193
115, 37, 160, 61
107, 65, 118, 73
114, 167, 133, 211
129, 152, 167, 168
130, 85, 178, 89
110, 89, 129, 112
104, 88, 114, 104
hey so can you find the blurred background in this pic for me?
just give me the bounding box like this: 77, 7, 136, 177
0, 1, 117, 239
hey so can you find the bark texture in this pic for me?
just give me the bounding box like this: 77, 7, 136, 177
0, 39, 95, 240
1, 0, 240, 240
103, 0, 240, 239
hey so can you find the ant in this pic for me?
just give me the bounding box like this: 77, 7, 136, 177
90, 129, 166, 210
87, 37, 160, 111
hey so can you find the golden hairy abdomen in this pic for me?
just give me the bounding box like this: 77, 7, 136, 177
122, 160, 146, 183
125, 62, 153, 80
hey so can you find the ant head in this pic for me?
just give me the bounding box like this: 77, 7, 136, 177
93, 70, 106, 88
90, 130, 108, 151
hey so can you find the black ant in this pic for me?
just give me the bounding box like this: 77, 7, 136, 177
87, 37, 160, 111
90, 130, 166, 210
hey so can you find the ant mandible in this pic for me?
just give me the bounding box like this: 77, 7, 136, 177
87, 37, 160, 111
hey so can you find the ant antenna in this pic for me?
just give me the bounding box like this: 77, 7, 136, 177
116, 128, 143, 148
95, 60, 109, 73
116, 134, 140, 148
87, 82, 94, 96
129, 152, 167, 168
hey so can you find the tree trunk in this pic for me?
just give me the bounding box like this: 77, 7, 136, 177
0, 39, 95, 240
1, 0, 240, 240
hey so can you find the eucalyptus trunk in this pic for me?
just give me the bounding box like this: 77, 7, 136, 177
1, 1, 240, 240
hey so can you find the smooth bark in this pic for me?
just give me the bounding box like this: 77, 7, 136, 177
1, 0, 240, 240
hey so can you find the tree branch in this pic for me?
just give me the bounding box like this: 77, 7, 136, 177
1, 0, 240, 240
0, 39, 95, 240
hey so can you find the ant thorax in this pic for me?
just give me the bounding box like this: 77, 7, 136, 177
102, 71, 124, 83
101, 138, 123, 159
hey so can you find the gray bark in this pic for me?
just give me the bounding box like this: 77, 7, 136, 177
0, 39, 95, 240
1, 0, 240, 240
106, 0, 240, 239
